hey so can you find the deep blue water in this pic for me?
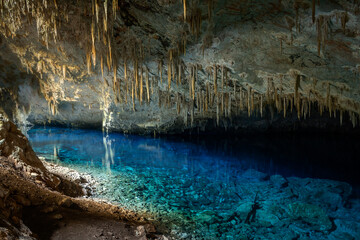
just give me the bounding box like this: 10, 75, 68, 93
27, 127, 360, 239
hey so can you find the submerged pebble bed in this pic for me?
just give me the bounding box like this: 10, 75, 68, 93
28, 128, 360, 239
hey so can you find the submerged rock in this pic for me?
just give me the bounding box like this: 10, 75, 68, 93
287, 202, 332, 231
329, 219, 360, 240
241, 169, 269, 181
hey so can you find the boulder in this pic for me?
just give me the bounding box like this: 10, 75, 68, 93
287, 202, 332, 231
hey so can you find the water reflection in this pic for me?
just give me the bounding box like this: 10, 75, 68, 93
28, 127, 360, 188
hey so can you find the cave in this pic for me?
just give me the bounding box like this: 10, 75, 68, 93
1, 0, 360, 239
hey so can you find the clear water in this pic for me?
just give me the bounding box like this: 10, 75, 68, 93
28, 127, 360, 239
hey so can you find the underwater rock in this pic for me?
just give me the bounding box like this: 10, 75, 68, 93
256, 204, 281, 227
194, 210, 216, 223
241, 169, 269, 182
287, 202, 332, 231
329, 219, 360, 240
270, 175, 288, 188
288, 178, 352, 211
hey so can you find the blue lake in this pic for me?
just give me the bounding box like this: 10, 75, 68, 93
28, 127, 360, 239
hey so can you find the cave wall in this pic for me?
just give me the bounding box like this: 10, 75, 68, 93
0, 0, 360, 133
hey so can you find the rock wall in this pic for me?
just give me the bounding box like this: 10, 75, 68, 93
0, 0, 360, 133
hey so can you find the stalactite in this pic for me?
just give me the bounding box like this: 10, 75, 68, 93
274, 88, 279, 112
146, 69, 150, 103
183, 0, 187, 21
340, 110, 343, 126
316, 16, 322, 56
176, 94, 180, 115
326, 82, 330, 110
216, 98, 220, 126
233, 80, 236, 96
239, 89, 243, 111
166, 92, 170, 108
101, 56, 104, 78
329, 96, 333, 118
158, 90, 162, 108
135, 60, 138, 100
351, 112, 357, 128
205, 83, 209, 112
285, 16, 295, 45
196, 92, 200, 113
316, 15, 330, 56
106, 52, 111, 73
340, 11, 349, 34
113, 63, 117, 94
139, 67, 143, 105
184, 102, 188, 126
266, 78, 271, 103
62, 65, 66, 79
221, 93, 224, 115
172, 61, 176, 84
247, 86, 251, 117
294, 74, 301, 117
294, 5, 299, 33
213, 65, 217, 96
132, 80, 135, 111
103, 15, 108, 33
158, 61, 163, 85
201, 92, 205, 115
151, 76, 154, 95
104, 0, 108, 23
102, 29, 107, 45
178, 64, 182, 85
308, 96, 311, 117
312, 0, 316, 23
95, 0, 99, 24
192, 67, 195, 100
86, 51, 91, 74
221, 65, 224, 92
224, 94, 228, 118
91, 22, 96, 66
251, 90, 254, 115
260, 95, 263, 117
113, 0, 117, 19
189, 70, 192, 99
190, 100, 194, 127
167, 61, 171, 90
283, 97, 286, 117
228, 93, 232, 118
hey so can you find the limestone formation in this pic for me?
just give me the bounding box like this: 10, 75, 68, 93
0, 0, 359, 133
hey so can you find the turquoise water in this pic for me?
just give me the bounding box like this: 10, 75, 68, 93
28, 127, 360, 239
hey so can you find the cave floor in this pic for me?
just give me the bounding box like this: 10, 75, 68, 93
23, 207, 150, 240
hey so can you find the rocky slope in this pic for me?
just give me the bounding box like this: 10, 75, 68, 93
0, 115, 162, 239
0, 0, 360, 133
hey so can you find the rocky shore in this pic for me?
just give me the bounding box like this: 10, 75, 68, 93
0, 115, 165, 240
